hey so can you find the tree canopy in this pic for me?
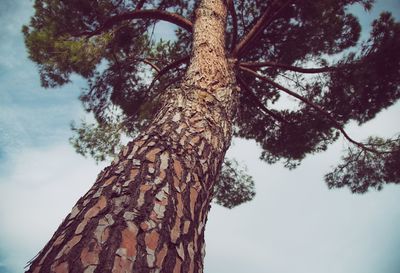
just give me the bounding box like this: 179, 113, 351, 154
23, 0, 400, 205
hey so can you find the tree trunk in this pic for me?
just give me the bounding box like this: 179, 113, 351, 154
26, 0, 238, 272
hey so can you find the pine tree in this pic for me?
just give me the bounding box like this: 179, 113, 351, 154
23, 0, 399, 272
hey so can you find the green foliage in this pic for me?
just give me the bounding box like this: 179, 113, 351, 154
23, 27, 110, 87
214, 159, 256, 209
322, 12, 400, 124
235, 5, 400, 174
69, 120, 124, 163
326, 136, 400, 193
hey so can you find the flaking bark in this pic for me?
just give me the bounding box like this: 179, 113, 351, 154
26, 0, 239, 272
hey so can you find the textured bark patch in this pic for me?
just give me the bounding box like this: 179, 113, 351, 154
53, 234, 65, 246
75, 218, 89, 234
85, 195, 107, 219
173, 176, 182, 192
130, 168, 139, 180
176, 243, 185, 261
156, 243, 168, 268
188, 242, 195, 260
84, 265, 96, 273
183, 221, 191, 234
80, 240, 100, 267
137, 184, 153, 206
112, 255, 132, 273
37, 247, 52, 266
145, 230, 159, 251
69, 205, 80, 219
52, 261, 68, 273
95, 224, 108, 243
121, 222, 138, 257
189, 259, 195, 273
55, 234, 82, 259
146, 148, 162, 162
103, 176, 117, 187
160, 152, 169, 170
170, 217, 181, 243
173, 257, 182, 273
173, 159, 183, 179
94, 215, 114, 244
176, 193, 184, 218
190, 135, 201, 146
190, 188, 199, 219
155, 170, 166, 184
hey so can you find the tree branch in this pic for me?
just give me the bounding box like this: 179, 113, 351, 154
135, 0, 147, 10
232, 0, 292, 57
112, 54, 161, 73
240, 61, 338, 74
227, 0, 238, 53
76, 9, 193, 37
239, 65, 386, 154
147, 56, 190, 91
142, 58, 161, 72
111, 0, 124, 11
237, 75, 288, 124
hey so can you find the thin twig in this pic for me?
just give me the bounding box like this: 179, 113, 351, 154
237, 75, 288, 125
227, 0, 238, 53
142, 59, 161, 72
135, 0, 146, 10
232, 0, 292, 57
147, 56, 190, 91
240, 61, 338, 74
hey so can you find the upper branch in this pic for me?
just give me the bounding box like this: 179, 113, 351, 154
232, 0, 292, 58
227, 0, 238, 52
142, 58, 161, 72
135, 0, 147, 10
147, 56, 190, 91
76, 9, 193, 37
237, 75, 288, 124
240, 61, 338, 74
239, 65, 387, 154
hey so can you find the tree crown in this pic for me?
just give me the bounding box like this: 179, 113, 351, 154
24, 0, 400, 205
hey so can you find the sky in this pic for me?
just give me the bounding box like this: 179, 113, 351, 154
0, 1, 399, 273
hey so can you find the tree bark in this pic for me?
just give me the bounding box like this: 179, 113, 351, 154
26, 0, 239, 272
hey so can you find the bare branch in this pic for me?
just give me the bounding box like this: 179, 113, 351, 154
240, 61, 338, 74
135, 0, 146, 10
232, 0, 292, 57
111, 0, 124, 11
237, 75, 288, 124
76, 9, 193, 37
112, 54, 161, 73
111, 52, 123, 76
147, 56, 190, 91
239, 65, 388, 154
227, 0, 238, 53
141, 58, 161, 72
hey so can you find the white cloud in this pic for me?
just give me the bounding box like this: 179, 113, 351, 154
0, 0, 33, 71
204, 103, 400, 273
0, 144, 106, 273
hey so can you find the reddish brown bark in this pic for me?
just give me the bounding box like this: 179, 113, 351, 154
26, 0, 239, 272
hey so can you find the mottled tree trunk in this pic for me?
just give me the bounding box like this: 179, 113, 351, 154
26, 0, 238, 272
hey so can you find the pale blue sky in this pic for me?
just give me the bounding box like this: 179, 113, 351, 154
0, 1, 399, 273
